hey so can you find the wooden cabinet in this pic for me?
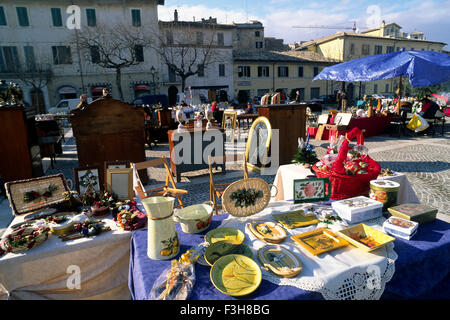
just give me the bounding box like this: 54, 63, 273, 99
257, 104, 307, 165
168, 127, 225, 182
0, 107, 43, 183
70, 97, 147, 188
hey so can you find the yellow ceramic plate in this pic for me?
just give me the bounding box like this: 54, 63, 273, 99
247, 220, 286, 243
205, 227, 245, 245
291, 228, 348, 256
337, 224, 395, 252
205, 241, 253, 266
257, 245, 302, 278
210, 254, 262, 296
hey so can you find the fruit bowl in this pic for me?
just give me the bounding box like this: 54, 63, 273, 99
173, 203, 213, 234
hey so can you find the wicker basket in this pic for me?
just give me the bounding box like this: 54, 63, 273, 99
5, 174, 70, 216
0, 225, 50, 256
312, 128, 381, 200
222, 178, 271, 217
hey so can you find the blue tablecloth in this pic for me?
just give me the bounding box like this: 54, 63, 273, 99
129, 214, 450, 300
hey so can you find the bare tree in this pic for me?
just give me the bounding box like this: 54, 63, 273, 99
74, 23, 153, 101
13, 60, 53, 113
153, 22, 225, 93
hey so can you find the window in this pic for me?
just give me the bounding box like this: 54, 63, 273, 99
313, 66, 319, 77
168, 66, 176, 82
0, 6, 7, 26
16, 7, 29, 27
361, 84, 366, 95
385, 84, 389, 92
349, 43, 355, 55
131, 9, 141, 27
373, 84, 378, 94
396, 47, 401, 51
298, 66, 304, 78
198, 64, 204, 77
24, 46, 36, 71
374, 45, 383, 55
257, 89, 269, 96
166, 30, 173, 45
196, 32, 203, 45
386, 46, 394, 53
90, 46, 100, 63
219, 64, 225, 77
362, 44, 370, 55
86, 9, 96, 27
217, 33, 224, 46
238, 66, 250, 77
51, 8, 63, 27
310, 87, 320, 99
52, 46, 72, 64
255, 31, 260, 37
258, 66, 269, 77
135, 45, 144, 62
411, 47, 414, 51
278, 66, 289, 77
256, 41, 263, 48
0, 46, 20, 72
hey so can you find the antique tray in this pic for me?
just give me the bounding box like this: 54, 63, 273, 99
204, 241, 253, 266
246, 220, 286, 243
222, 178, 271, 217
272, 209, 320, 229
210, 254, 262, 296
291, 227, 348, 256
337, 224, 395, 252
257, 245, 302, 278
205, 227, 245, 245
5, 174, 70, 216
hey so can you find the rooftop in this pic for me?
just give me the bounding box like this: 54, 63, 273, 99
233, 49, 337, 63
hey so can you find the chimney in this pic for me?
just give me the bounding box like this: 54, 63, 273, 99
174, 9, 178, 22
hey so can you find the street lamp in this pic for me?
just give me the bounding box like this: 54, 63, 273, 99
150, 66, 156, 95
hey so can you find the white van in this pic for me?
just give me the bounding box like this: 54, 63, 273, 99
48, 98, 93, 114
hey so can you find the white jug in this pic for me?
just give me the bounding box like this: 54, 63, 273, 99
142, 196, 179, 260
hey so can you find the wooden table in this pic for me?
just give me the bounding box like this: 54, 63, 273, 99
167, 127, 226, 182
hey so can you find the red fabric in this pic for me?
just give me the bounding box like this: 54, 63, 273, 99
421, 102, 433, 114
307, 126, 330, 140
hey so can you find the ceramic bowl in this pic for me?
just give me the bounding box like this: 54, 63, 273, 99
174, 203, 213, 234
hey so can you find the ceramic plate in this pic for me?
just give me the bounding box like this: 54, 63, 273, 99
272, 209, 320, 229
205, 241, 253, 266
210, 254, 262, 296
337, 224, 395, 252
205, 227, 245, 245
257, 245, 302, 278
247, 220, 286, 243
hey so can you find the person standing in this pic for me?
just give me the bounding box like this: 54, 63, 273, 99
341, 90, 348, 112
76, 94, 89, 110
336, 90, 342, 110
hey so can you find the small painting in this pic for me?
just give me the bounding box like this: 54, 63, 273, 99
293, 178, 331, 203
74, 166, 101, 195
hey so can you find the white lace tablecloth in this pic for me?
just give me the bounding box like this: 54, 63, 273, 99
208, 201, 398, 300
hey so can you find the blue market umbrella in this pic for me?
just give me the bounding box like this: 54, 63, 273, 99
313, 50, 450, 88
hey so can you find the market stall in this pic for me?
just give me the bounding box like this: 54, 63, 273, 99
128, 205, 450, 300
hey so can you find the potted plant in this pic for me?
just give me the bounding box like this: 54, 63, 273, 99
90, 191, 118, 217
292, 133, 318, 168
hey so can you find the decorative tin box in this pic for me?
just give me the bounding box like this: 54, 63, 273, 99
331, 196, 383, 224
387, 203, 437, 224
382, 217, 419, 240
369, 179, 400, 211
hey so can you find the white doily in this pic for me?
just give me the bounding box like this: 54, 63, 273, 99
202, 202, 397, 300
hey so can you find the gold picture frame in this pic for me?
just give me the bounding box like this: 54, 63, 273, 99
106, 168, 134, 201
245, 116, 272, 173
222, 110, 238, 141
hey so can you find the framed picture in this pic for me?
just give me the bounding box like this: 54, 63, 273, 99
104, 161, 130, 188
317, 114, 329, 125
293, 178, 331, 204
74, 166, 101, 195
106, 168, 134, 201
334, 113, 352, 126
5, 174, 70, 216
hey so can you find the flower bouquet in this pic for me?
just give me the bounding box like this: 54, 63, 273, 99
113, 200, 147, 231
90, 191, 118, 217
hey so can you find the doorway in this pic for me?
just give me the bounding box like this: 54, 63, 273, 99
168, 85, 178, 107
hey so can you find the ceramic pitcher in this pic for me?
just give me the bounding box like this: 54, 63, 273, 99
142, 196, 180, 260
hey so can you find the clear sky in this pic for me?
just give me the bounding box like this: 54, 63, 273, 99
159, 0, 450, 49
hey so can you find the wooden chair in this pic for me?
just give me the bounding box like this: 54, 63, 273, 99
133, 157, 188, 208
209, 154, 249, 215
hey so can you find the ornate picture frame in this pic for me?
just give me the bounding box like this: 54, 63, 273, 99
74, 166, 101, 195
